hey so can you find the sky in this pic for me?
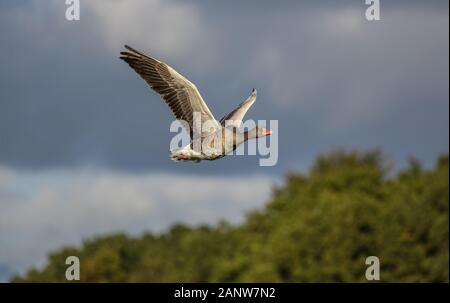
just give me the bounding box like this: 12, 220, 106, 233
0, 0, 448, 281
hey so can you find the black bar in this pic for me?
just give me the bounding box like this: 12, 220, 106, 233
1, 283, 448, 302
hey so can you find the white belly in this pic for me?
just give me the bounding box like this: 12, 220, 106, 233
170, 129, 239, 162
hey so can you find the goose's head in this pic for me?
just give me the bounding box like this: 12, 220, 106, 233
246, 126, 272, 139
257, 127, 272, 137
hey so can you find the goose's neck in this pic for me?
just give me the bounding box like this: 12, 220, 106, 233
243, 128, 258, 142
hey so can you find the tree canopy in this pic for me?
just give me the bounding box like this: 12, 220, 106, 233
12, 151, 449, 282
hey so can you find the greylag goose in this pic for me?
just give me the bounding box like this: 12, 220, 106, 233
120, 45, 272, 161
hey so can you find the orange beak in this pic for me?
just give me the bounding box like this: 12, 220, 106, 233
262, 128, 272, 136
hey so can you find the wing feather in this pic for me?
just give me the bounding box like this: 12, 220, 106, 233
120, 45, 220, 138
220, 89, 257, 128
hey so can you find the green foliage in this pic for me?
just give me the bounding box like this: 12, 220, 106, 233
11, 151, 449, 282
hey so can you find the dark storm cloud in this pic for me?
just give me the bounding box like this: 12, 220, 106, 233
0, 0, 448, 174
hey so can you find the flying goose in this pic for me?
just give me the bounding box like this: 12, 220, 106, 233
120, 45, 272, 161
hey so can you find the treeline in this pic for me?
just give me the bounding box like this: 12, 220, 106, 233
12, 151, 449, 282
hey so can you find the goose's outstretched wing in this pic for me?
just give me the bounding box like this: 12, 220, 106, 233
220, 89, 257, 128
120, 45, 220, 138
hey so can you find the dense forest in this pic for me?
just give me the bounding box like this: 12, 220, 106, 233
12, 151, 449, 282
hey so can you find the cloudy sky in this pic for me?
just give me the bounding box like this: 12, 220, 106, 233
0, 0, 448, 281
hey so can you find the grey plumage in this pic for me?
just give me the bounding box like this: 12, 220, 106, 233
120, 45, 219, 139
120, 45, 269, 161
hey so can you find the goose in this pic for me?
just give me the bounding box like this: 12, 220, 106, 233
120, 45, 272, 162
